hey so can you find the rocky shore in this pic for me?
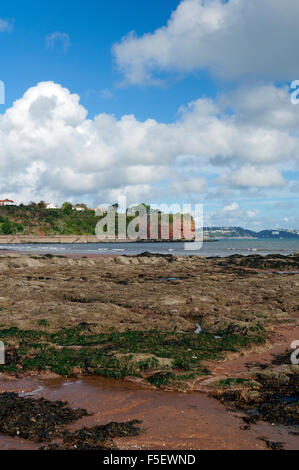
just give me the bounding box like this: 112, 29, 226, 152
0, 252, 298, 449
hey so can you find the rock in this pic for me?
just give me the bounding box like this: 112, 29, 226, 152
115, 257, 132, 265
239, 389, 262, 403
194, 324, 202, 334
160, 296, 187, 306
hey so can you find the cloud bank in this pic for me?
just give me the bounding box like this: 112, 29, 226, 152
113, 0, 299, 85
0, 81, 297, 209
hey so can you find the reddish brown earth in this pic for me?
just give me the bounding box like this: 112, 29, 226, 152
197, 324, 299, 383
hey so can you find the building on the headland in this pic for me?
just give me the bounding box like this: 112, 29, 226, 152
73, 203, 92, 212
45, 203, 59, 209
73, 204, 89, 212
0, 198, 15, 206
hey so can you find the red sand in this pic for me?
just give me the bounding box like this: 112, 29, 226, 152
0, 375, 298, 451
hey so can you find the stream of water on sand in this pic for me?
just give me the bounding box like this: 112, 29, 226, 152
0, 376, 298, 450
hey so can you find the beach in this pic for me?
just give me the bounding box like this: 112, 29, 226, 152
0, 251, 298, 450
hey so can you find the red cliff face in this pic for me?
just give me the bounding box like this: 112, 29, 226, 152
146, 216, 195, 240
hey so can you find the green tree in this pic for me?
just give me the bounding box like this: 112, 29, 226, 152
16, 223, 24, 233
74, 203, 88, 210
61, 202, 73, 215
2, 218, 13, 234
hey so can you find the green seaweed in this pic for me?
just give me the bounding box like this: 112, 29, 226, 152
0, 325, 266, 384
219, 378, 251, 387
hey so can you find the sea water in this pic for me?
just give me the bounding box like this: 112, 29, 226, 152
0, 238, 299, 257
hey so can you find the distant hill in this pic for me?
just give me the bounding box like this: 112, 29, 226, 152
203, 226, 299, 239
257, 230, 299, 239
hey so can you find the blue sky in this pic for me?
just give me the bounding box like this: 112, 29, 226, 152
0, 0, 298, 229
1, 0, 213, 121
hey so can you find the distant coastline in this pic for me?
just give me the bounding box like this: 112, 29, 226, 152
204, 226, 299, 240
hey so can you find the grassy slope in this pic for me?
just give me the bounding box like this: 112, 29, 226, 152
0, 205, 101, 236
0, 205, 191, 238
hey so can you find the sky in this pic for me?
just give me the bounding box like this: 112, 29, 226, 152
0, 0, 299, 230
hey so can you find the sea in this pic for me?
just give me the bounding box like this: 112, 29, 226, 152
0, 239, 299, 257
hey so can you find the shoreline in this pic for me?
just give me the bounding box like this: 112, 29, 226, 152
0, 249, 119, 258
0, 235, 206, 244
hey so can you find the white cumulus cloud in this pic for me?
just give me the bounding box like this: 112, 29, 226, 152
113, 0, 299, 85
0, 81, 297, 205
213, 202, 260, 225
224, 202, 239, 212
219, 166, 286, 188
170, 177, 207, 194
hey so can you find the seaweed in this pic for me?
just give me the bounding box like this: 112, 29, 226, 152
40, 420, 143, 450
258, 437, 285, 451
0, 326, 266, 384
214, 367, 299, 427
0, 392, 89, 442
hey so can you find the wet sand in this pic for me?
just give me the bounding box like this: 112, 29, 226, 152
200, 324, 299, 380
0, 376, 298, 450
0, 249, 118, 258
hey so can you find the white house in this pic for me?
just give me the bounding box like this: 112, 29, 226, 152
0, 199, 15, 206
45, 203, 58, 209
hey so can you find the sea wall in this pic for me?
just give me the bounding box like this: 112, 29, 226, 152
0, 235, 119, 244
0, 235, 194, 244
